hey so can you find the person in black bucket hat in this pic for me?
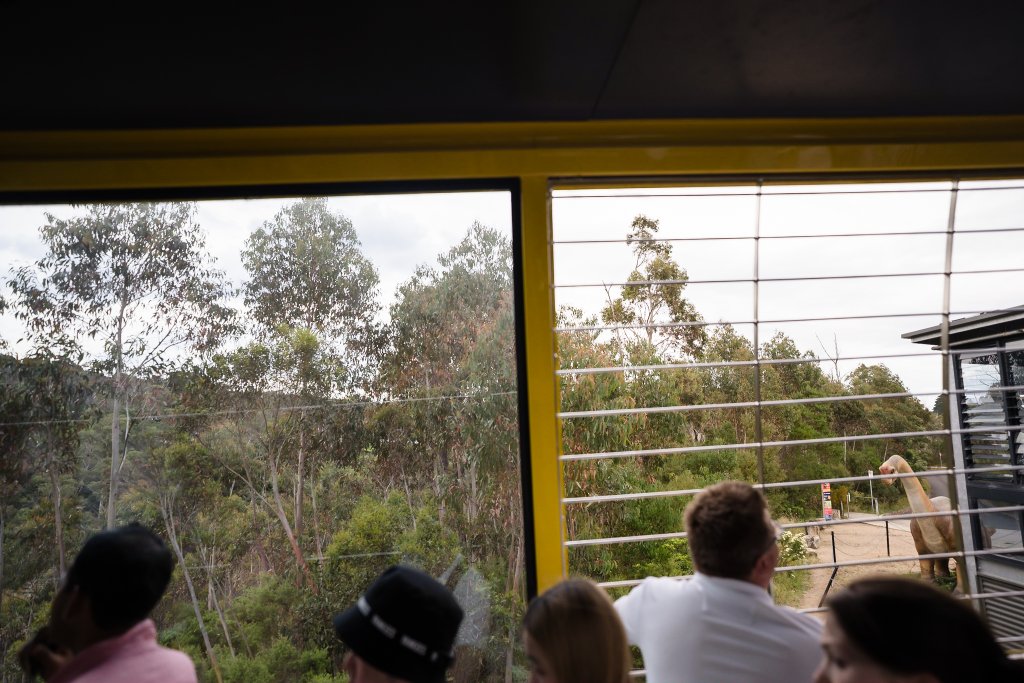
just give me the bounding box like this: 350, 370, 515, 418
333, 565, 464, 683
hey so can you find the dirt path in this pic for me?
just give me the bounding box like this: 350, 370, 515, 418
793, 514, 922, 611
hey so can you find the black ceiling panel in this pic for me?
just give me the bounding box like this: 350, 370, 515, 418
596, 0, 1024, 118
1, 1, 1022, 131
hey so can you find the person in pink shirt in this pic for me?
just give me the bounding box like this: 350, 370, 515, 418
18, 524, 197, 683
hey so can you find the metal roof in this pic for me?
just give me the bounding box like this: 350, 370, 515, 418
903, 306, 1024, 348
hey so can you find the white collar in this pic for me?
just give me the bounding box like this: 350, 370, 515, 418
693, 572, 773, 605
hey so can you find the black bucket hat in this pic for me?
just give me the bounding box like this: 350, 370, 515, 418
333, 565, 464, 683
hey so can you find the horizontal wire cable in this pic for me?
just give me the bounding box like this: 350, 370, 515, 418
560, 423, 1023, 464
554, 309, 994, 333
556, 345, 1024, 377
797, 588, 1024, 617
555, 266, 1024, 289
0, 389, 517, 428
561, 465, 1024, 504
559, 390, 931, 419
597, 546, 1024, 589
771, 545, 1023, 574
558, 384, 1024, 419
564, 504, 1024, 547
557, 349, 942, 376
554, 184, 1024, 199
551, 225, 1024, 245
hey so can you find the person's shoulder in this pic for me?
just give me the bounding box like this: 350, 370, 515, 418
634, 575, 696, 597
153, 646, 198, 682
616, 575, 695, 612
763, 602, 823, 637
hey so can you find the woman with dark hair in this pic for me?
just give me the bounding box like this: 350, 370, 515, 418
816, 577, 1024, 683
523, 578, 630, 683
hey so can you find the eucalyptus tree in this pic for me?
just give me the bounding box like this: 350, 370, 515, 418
200, 331, 348, 591
0, 353, 94, 580
7, 202, 236, 528
241, 198, 381, 538
133, 435, 225, 683
0, 354, 35, 616
600, 214, 706, 360
380, 222, 525, 683
241, 197, 380, 376
383, 223, 514, 499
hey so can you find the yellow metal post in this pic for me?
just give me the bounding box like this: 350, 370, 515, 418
519, 175, 566, 593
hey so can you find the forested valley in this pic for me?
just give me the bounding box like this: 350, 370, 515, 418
0, 201, 939, 682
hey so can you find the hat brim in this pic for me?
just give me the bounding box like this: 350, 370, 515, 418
333, 608, 446, 683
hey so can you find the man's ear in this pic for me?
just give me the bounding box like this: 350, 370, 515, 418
749, 546, 777, 587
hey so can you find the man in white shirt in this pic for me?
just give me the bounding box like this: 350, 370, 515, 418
615, 481, 822, 683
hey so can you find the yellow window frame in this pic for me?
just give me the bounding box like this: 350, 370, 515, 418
4, 116, 1024, 593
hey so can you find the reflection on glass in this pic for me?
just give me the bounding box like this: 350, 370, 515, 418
959, 353, 1014, 479
1010, 350, 1024, 466
977, 499, 1024, 553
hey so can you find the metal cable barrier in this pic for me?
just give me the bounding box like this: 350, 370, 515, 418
551, 178, 1024, 677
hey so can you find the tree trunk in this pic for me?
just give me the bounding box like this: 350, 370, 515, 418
294, 428, 304, 537
162, 502, 223, 683
205, 549, 236, 658
504, 539, 523, 683
0, 508, 5, 617
107, 394, 120, 529
252, 513, 272, 573
310, 478, 325, 561
467, 457, 479, 526
48, 455, 66, 579
269, 458, 317, 592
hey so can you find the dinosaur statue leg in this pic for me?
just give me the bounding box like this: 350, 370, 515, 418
910, 520, 936, 581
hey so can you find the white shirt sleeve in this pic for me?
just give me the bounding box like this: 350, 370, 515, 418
614, 579, 652, 646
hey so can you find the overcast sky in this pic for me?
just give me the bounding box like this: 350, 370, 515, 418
552, 180, 1024, 405
2, 180, 1023, 405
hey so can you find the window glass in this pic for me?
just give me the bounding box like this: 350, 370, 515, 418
959, 353, 1014, 480
1009, 349, 1024, 466
976, 499, 1024, 553
0, 192, 523, 683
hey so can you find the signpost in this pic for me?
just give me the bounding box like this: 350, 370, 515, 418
821, 482, 833, 521
868, 469, 877, 515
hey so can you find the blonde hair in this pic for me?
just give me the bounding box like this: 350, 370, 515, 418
523, 578, 630, 683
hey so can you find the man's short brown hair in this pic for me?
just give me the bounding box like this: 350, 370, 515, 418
684, 481, 775, 579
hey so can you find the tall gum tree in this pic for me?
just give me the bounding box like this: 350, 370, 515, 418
4, 356, 93, 578
381, 223, 524, 682
600, 215, 706, 361
240, 198, 380, 564
8, 202, 236, 528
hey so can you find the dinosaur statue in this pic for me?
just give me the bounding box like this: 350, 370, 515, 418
878, 454, 960, 587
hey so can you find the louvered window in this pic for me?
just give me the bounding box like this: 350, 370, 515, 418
959, 353, 1016, 482
958, 344, 1024, 571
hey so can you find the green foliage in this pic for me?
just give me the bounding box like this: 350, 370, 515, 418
600, 215, 706, 359
8, 202, 236, 374
777, 531, 808, 566
242, 199, 380, 345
